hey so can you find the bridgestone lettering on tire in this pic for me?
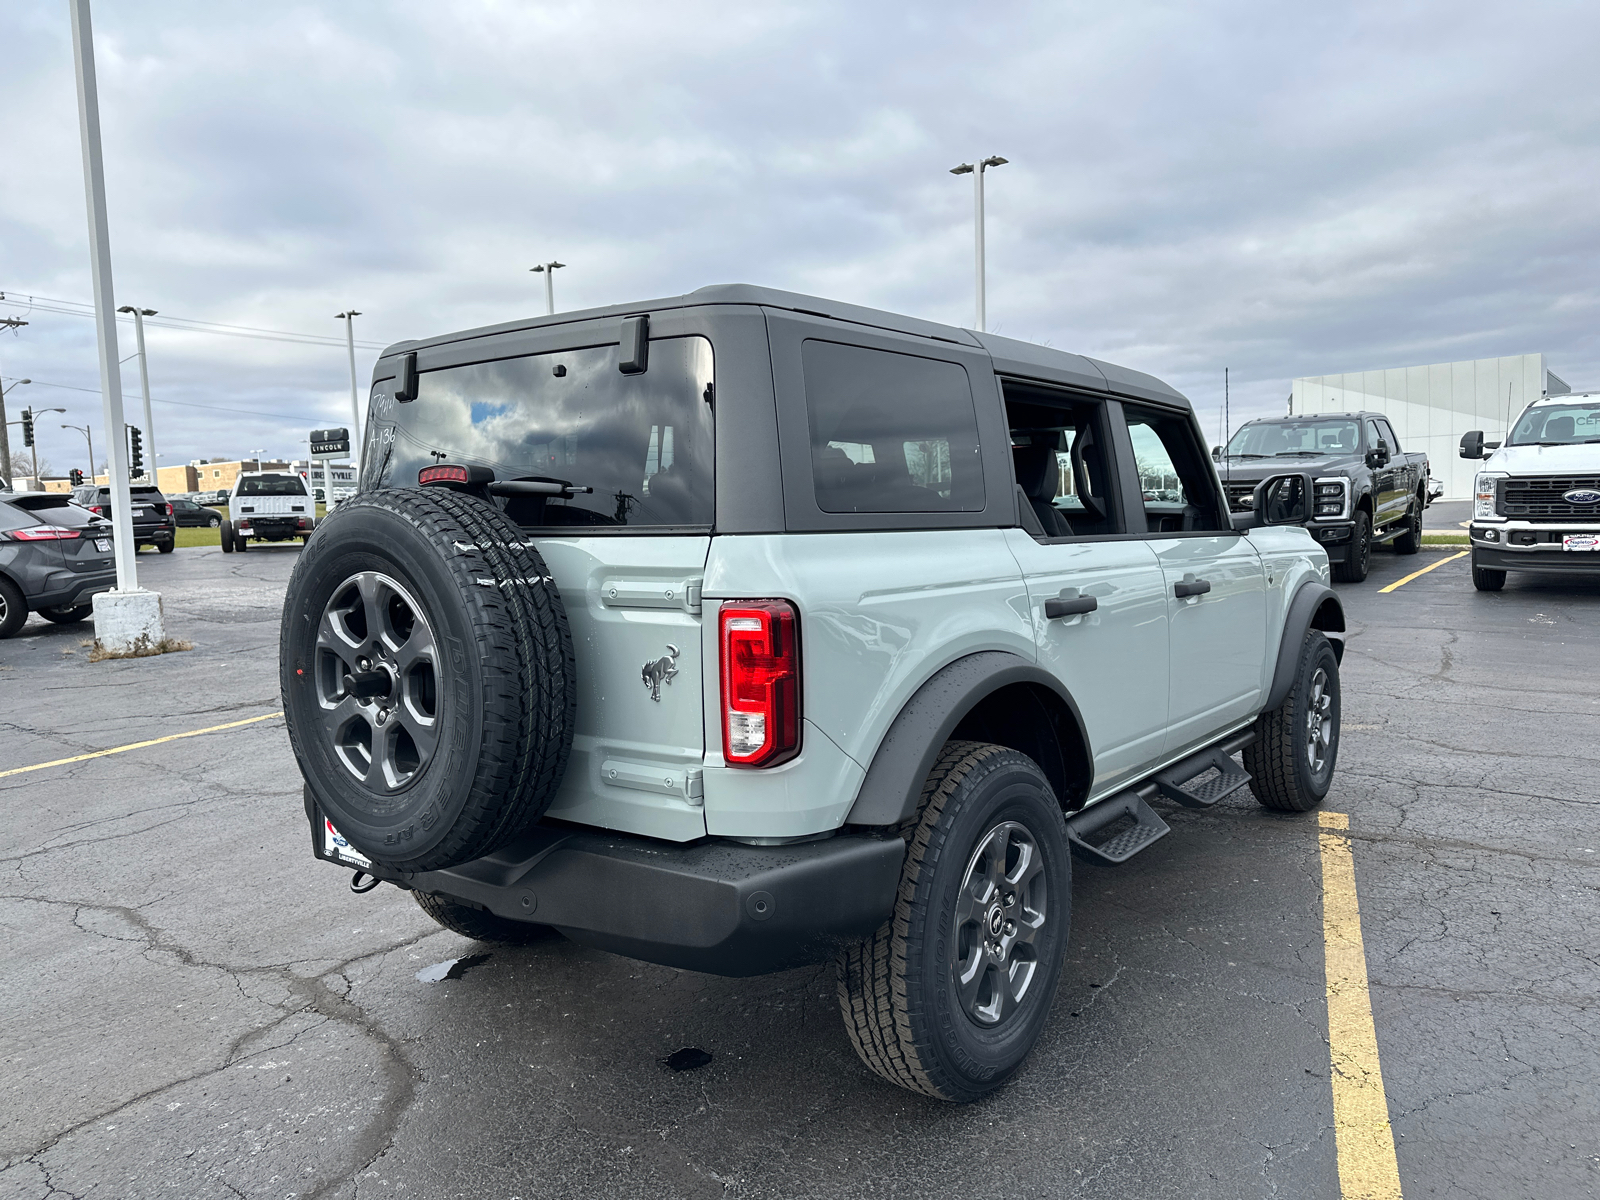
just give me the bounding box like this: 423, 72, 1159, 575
1244, 630, 1340, 812
280, 488, 576, 872
836, 741, 1071, 1102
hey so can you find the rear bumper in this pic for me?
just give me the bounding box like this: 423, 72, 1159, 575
31, 570, 118, 611
305, 790, 903, 977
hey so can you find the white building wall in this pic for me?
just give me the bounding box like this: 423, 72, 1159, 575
1290, 353, 1566, 500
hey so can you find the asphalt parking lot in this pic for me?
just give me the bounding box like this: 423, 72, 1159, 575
3, 540, 1597, 1200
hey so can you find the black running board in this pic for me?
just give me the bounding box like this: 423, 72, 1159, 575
1066, 791, 1170, 865
1154, 745, 1253, 809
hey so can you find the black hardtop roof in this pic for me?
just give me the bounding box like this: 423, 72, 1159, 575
377, 283, 1191, 411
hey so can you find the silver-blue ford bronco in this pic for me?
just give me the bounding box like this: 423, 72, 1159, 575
281, 285, 1345, 1102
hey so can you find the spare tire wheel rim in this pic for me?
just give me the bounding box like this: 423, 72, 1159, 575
953, 820, 1048, 1027
315, 570, 439, 791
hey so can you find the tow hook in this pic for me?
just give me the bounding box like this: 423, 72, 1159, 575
350, 870, 381, 894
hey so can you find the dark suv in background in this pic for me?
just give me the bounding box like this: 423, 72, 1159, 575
0, 491, 117, 638
70, 484, 176, 553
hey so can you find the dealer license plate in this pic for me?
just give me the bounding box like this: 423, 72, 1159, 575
323, 818, 371, 868
1563, 534, 1600, 552
95, 538, 111, 552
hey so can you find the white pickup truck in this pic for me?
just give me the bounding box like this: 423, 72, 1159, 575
1462, 392, 1600, 590
220, 472, 315, 553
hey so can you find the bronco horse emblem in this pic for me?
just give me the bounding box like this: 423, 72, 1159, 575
642, 644, 680, 702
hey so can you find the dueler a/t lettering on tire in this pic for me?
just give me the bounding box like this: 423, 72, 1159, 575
280, 488, 576, 872
1244, 630, 1340, 812
837, 741, 1071, 1102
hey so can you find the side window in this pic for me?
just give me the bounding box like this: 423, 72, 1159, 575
1123, 408, 1228, 533
1003, 384, 1123, 539
1365, 419, 1383, 451
802, 340, 984, 513
1377, 418, 1400, 451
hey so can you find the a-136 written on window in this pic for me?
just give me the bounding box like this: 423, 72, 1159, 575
802, 340, 984, 513
367, 336, 714, 529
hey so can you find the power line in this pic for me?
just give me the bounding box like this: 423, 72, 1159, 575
0, 290, 390, 350
20, 377, 341, 424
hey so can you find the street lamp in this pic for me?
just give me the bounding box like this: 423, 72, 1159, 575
949, 155, 1008, 332
0, 378, 30, 489
116, 305, 158, 482
250, 448, 265, 472
529, 262, 566, 316
62, 423, 96, 485
335, 311, 362, 460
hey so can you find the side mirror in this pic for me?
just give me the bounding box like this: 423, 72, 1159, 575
1459, 430, 1484, 459
1254, 472, 1312, 526
1211, 445, 1222, 461
1366, 440, 1390, 468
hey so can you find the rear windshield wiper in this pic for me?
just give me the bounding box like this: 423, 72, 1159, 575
487, 477, 595, 499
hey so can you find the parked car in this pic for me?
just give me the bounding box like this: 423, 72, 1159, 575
170, 497, 223, 528
1460, 391, 1600, 590
0, 491, 117, 637
282, 283, 1346, 1103
69, 484, 176, 553
221, 472, 314, 552
1214, 412, 1430, 582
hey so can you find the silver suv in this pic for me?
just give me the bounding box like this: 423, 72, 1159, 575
281, 285, 1345, 1101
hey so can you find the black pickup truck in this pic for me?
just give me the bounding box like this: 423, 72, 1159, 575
1213, 411, 1430, 582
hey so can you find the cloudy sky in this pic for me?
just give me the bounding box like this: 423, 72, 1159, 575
3, 1, 1598, 477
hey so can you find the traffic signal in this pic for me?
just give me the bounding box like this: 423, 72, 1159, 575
20, 409, 33, 448
70, 468, 84, 486
128, 426, 144, 477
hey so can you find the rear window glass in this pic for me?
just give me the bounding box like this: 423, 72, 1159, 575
8, 496, 100, 529
802, 340, 984, 514
367, 336, 714, 530
236, 475, 306, 497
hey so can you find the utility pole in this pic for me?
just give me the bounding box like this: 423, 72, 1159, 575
529, 262, 566, 315
949, 156, 1008, 332
117, 305, 157, 482
336, 311, 362, 459
0, 317, 27, 488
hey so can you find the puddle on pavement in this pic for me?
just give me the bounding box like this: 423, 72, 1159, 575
415, 952, 492, 983
663, 1047, 713, 1072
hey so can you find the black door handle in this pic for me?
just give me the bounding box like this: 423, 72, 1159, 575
1045, 592, 1098, 619
1173, 577, 1212, 598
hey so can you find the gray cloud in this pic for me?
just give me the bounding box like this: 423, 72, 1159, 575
3, 0, 1598, 472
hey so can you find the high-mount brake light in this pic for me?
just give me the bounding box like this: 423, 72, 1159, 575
719, 600, 801, 768
419, 465, 470, 486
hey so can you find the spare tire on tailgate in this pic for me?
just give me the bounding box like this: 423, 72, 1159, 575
280, 488, 575, 872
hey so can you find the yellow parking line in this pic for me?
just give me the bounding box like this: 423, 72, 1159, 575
0, 711, 284, 780
1378, 549, 1468, 593
1320, 811, 1403, 1199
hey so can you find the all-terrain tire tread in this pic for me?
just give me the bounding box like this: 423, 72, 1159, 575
1244, 631, 1334, 812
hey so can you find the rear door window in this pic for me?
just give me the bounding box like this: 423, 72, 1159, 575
802, 340, 984, 513
372, 337, 714, 530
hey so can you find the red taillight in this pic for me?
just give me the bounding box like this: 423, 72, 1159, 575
719, 600, 801, 768
91, 506, 106, 515
10, 527, 82, 541
163, 503, 174, 517
419, 465, 469, 486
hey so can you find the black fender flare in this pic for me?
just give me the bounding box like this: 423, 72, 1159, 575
844, 651, 1091, 827
1264, 582, 1345, 712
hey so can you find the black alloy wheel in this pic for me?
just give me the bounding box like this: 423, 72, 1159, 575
1333, 511, 1371, 582
1393, 495, 1423, 555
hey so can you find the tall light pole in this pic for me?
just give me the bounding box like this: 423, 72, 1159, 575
62, 423, 96, 485
949, 155, 1008, 332
336, 311, 362, 459
117, 305, 157, 483
1, 378, 30, 487
529, 262, 566, 315
70, 0, 142, 601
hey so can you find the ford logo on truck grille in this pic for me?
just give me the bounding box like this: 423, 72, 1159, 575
1563, 488, 1600, 505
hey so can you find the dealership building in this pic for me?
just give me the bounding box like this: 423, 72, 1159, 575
1290, 353, 1571, 500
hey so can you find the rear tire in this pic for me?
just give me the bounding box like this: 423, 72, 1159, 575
157, 539, 175, 554
0, 576, 26, 639
1392, 496, 1423, 555
1471, 553, 1506, 591
1244, 631, 1340, 812
836, 742, 1071, 1102
220, 522, 235, 553
413, 891, 560, 946
39, 604, 93, 625
1332, 511, 1371, 582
